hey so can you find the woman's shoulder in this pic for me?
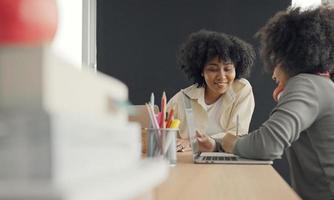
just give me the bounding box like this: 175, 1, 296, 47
169, 84, 199, 103
231, 78, 252, 93
289, 73, 329, 83
286, 73, 329, 90
177, 84, 203, 99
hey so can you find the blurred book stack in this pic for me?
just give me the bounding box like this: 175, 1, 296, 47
0, 47, 169, 200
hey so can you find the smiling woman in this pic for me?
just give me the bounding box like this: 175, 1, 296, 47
203, 57, 236, 104
166, 30, 255, 151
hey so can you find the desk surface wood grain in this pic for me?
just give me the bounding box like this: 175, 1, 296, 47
154, 152, 301, 200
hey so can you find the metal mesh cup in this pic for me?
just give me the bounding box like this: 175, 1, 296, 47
146, 128, 178, 165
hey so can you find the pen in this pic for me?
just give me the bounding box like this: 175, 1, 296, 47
157, 112, 162, 128
146, 103, 162, 153
148, 93, 155, 156
145, 103, 159, 129
150, 92, 155, 112
161, 91, 167, 128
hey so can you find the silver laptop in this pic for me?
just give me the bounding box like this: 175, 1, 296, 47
183, 92, 273, 165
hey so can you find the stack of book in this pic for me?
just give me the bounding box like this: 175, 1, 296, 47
0, 46, 169, 200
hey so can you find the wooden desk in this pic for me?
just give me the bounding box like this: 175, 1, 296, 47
154, 152, 301, 200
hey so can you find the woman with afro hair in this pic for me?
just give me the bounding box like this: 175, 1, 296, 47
167, 30, 256, 151
197, 5, 334, 200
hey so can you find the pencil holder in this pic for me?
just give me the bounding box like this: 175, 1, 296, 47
146, 128, 178, 165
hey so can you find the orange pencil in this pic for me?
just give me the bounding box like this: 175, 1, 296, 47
166, 108, 174, 128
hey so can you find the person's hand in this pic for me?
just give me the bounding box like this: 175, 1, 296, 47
176, 138, 191, 152
222, 133, 238, 153
196, 130, 215, 152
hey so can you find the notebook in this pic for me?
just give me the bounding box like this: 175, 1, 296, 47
182, 92, 273, 165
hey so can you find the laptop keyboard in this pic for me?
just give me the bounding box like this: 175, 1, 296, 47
203, 156, 238, 161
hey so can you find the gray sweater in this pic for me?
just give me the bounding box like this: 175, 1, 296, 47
233, 74, 334, 200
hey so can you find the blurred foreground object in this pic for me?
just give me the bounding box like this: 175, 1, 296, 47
0, 0, 58, 45
0, 1, 168, 199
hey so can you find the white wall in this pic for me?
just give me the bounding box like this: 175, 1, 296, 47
52, 0, 82, 67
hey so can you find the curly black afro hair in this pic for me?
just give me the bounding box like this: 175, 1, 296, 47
256, 5, 334, 76
176, 30, 255, 87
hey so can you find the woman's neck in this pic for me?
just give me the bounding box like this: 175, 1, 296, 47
204, 87, 222, 105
